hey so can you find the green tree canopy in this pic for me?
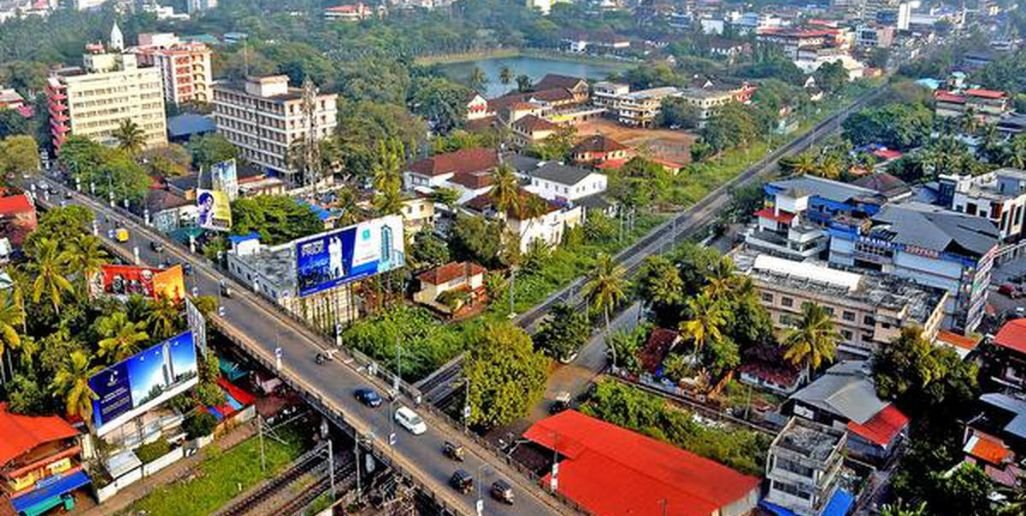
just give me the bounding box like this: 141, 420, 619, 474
231, 195, 324, 246
464, 321, 548, 428
535, 303, 591, 362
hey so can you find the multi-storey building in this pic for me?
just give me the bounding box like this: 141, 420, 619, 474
132, 33, 213, 106
934, 88, 1011, 124
764, 417, 848, 516
46, 27, 167, 151
591, 82, 680, 127
186, 0, 217, 14
735, 250, 947, 357
212, 75, 337, 182
756, 27, 844, 60
828, 202, 999, 332
938, 168, 1026, 262
855, 24, 896, 48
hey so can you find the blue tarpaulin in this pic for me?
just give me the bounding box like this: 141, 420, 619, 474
759, 489, 854, 516
10, 469, 90, 514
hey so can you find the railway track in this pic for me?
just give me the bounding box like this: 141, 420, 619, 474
217, 449, 325, 516
275, 461, 357, 515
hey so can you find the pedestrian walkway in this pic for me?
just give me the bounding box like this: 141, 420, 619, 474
83, 423, 257, 516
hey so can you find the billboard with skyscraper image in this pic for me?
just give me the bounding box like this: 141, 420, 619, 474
295, 215, 405, 297
88, 331, 198, 436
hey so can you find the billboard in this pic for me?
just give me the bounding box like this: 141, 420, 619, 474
185, 297, 207, 356
89, 331, 199, 436
295, 215, 405, 297
197, 189, 232, 231
94, 265, 185, 301
211, 159, 239, 201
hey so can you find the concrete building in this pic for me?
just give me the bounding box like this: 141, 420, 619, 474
939, 168, 1026, 262
828, 202, 1000, 332
131, 33, 213, 106
735, 251, 947, 357
934, 89, 1011, 125
463, 189, 583, 253
590, 83, 680, 127
764, 418, 849, 516
524, 162, 608, 204
46, 28, 167, 151
186, 0, 217, 14
212, 76, 337, 183
855, 24, 896, 48
413, 261, 487, 316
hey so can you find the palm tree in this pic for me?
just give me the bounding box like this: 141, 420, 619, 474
0, 289, 24, 382
783, 151, 819, 176
146, 296, 181, 340
782, 302, 840, 381
515, 74, 532, 93
499, 66, 513, 86
112, 119, 145, 155
64, 235, 107, 295
372, 138, 404, 215
468, 66, 488, 93
490, 164, 521, 219
96, 312, 149, 363
679, 293, 726, 356
51, 351, 101, 428
1002, 135, 1026, 169
817, 153, 844, 180
27, 238, 74, 314
583, 253, 627, 368
703, 257, 740, 301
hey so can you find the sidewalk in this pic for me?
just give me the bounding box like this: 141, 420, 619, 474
83, 423, 257, 516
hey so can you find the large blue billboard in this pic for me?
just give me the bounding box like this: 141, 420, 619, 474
295, 215, 405, 297
89, 331, 199, 436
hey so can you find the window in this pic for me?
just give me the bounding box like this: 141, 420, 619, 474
863, 315, 875, 326
781, 296, 794, 308
775, 457, 814, 478
841, 329, 853, 341
761, 292, 774, 303
842, 311, 855, 321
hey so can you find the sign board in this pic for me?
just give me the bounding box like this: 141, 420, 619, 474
93, 265, 185, 301
295, 215, 405, 297
211, 159, 239, 201
197, 189, 232, 231
89, 331, 198, 436
185, 297, 207, 356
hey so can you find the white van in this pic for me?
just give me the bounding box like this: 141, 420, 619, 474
395, 406, 427, 435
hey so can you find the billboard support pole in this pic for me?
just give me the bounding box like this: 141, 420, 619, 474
327, 438, 336, 500
258, 414, 266, 472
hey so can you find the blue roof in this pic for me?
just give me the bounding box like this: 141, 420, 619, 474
822, 489, 854, 516
228, 232, 261, 245
11, 470, 91, 513
167, 114, 216, 139
297, 200, 335, 222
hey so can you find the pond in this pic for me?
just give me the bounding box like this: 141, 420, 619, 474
437, 55, 631, 98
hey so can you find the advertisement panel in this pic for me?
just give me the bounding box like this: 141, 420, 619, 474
211, 159, 239, 201
295, 215, 405, 297
185, 297, 207, 356
197, 189, 232, 231
89, 331, 198, 436
94, 264, 185, 301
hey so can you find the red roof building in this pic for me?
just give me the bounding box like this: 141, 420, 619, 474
639, 328, 680, 374
523, 410, 761, 516
990, 319, 1026, 391
413, 261, 488, 317
846, 404, 909, 447
407, 148, 498, 178
0, 193, 36, 247
571, 135, 631, 168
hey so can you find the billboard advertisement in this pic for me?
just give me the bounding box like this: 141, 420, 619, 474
295, 215, 405, 297
93, 265, 185, 301
89, 331, 198, 436
185, 297, 207, 356
211, 159, 239, 201
197, 189, 232, 232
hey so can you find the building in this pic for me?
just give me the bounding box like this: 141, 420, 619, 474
786, 361, 910, 463
763, 418, 852, 516
0, 88, 27, 111
465, 92, 489, 121
533, 74, 590, 104
963, 392, 1026, 487
400, 195, 435, 233
735, 251, 947, 357
828, 202, 1000, 332
987, 318, 1026, 392
524, 162, 608, 204
323, 3, 374, 21
0, 404, 90, 516
560, 30, 631, 54
510, 114, 558, 147
934, 89, 1011, 125
403, 147, 498, 196
0, 193, 36, 248
46, 27, 167, 151
463, 189, 583, 252
677, 87, 741, 128
855, 24, 896, 48
570, 135, 630, 168
166, 113, 216, 143
756, 27, 844, 60
851, 172, 912, 202
212, 75, 337, 183
413, 261, 487, 316
591, 83, 680, 127
145, 189, 197, 233
131, 33, 213, 106
186, 0, 217, 14
523, 410, 761, 516
938, 169, 1026, 262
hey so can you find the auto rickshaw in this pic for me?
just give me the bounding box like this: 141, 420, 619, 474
442, 441, 465, 462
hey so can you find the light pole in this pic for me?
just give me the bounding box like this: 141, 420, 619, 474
463, 380, 471, 433
475, 463, 489, 516
388, 398, 397, 459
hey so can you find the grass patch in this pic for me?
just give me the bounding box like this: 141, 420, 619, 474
127, 427, 306, 516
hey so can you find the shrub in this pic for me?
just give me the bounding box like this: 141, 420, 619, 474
183, 412, 218, 440
136, 439, 172, 464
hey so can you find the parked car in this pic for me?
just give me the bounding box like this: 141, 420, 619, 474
394, 406, 427, 435
354, 388, 382, 408
450, 470, 473, 494
490, 480, 514, 504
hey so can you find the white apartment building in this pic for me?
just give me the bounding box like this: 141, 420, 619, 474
47, 31, 167, 150
939, 168, 1026, 261
591, 82, 680, 127
525, 162, 607, 203
132, 33, 213, 106
213, 75, 337, 181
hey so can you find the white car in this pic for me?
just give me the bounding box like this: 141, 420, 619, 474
394, 406, 427, 435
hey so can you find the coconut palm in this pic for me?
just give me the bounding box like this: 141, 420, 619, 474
490, 163, 521, 219
468, 66, 488, 93
1002, 135, 1026, 169
783, 151, 819, 176
782, 302, 840, 381
0, 289, 24, 382
27, 238, 74, 314
816, 153, 844, 180
96, 312, 149, 363
679, 293, 726, 356
703, 257, 740, 301
499, 66, 513, 85
51, 351, 101, 428
146, 296, 181, 340
583, 253, 627, 368
372, 138, 405, 215
112, 119, 145, 155
64, 235, 107, 295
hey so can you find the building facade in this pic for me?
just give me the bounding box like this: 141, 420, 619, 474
132, 33, 213, 106
938, 168, 1026, 262
765, 418, 847, 516
212, 75, 337, 182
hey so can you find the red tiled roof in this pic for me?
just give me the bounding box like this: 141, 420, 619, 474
593, 158, 629, 170
534, 74, 587, 91
964, 432, 1011, 465
966, 88, 1007, 99
448, 170, 492, 189
529, 88, 576, 103
739, 362, 801, 387
0, 403, 79, 466
417, 261, 486, 285
523, 410, 761, 516
640, 328, 679, 374
571, 135, 627, 154
872, 149, 902, 160
994, 318, 1026, 355
936, 330, 980, 352
0, 194, 33, 215
846, 404, 908, 447
754, 207, 795, 224
935, 91, 967, 104
408, 148, 498, 177
513, 114, 557, 134
464, 189, 561, 219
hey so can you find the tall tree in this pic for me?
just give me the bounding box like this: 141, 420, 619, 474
499, 66, 513, 85
0, 135, 39, 175
637, 255, 684, 326
50, 351, 100, 428
0, 289, 24, 381
782, 302, 839, 379
371, 138, 405, 215
112, 118, 145, 155
489, 163, 521, 219
535, 303, 591, 362
468, 66, 488, 93
583, 253, 627, 368
679, 293, 726, 355
26, 238, 73, 314
96, 312, 149, 363
463, 322, 548, 428
146, 296, 182, 340
63, 235, 107, 295
515, 74, 532, 92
